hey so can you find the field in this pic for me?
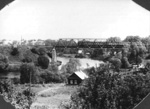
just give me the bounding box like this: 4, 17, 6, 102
31, 83, 77, 109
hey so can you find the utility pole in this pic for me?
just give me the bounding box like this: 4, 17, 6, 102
29, 69, 31, 109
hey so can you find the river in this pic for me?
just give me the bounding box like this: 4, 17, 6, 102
0, 57, 103, 78
57, 57, 103, 69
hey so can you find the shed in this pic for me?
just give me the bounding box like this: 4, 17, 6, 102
67, 71, 88, 85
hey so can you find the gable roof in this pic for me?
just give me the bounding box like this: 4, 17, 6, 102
74, 71, 88, 80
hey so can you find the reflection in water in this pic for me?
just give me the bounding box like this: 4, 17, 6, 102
0, 72, 20, 79
57, 57, 103, 70
0, 57, 103, 78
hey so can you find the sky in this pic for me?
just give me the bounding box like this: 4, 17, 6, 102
0, 0, 150, 41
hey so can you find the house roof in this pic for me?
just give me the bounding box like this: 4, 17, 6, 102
74, 71, 88, 80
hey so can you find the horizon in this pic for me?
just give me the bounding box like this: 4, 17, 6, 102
0, 0, 150, 40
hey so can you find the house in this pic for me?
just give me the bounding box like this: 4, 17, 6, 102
67, 70, 88, 85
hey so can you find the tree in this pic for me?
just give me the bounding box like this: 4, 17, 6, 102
40, 68, 63, 83
38, 47, 47, 55
124, 36, 141, 43
141, 36, 150, 52
22, 49, 38, 63
109, 57, 122, 72
37, 55, 49, 69
121, 57, 131, 68
106, 37, 121, 43
91, 49, 105, 60
0, 53, 9, 71
20, 63, 39, 84
61, 58, 81, 75
128, 42, 146, 64
44, 39, 56, 47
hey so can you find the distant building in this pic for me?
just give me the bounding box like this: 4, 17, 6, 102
67, 70, 88, 85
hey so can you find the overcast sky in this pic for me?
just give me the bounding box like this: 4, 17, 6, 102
0, 0, 149, 40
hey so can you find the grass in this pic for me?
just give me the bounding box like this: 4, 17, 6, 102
40, 85, 76, 97
31, 84, 77, 109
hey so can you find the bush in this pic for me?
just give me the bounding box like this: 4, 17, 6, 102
40, 69, 64, 83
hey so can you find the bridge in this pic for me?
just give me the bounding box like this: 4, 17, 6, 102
52, 38, 127, 49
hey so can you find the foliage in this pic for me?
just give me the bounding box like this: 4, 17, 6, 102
21, 49, 38, 63
44, 39, 56, 47
66, 64, 150, 109
0, 79, 36, 109
20, 63, 40, 84
11, 47, 19, 56
38, 47, 47, 55
114, 52, 122, 60
39, 65, 64, 83
109, 57, 122, 72
121, 57, 131, 69
31, 47, 39, 55
91, 49, 105, 60
0, 53, 9, 71
128, 42, 146, 64
61, 58, 81, 75
141, 36, 150, 52
106, 37, 121, 43
6, 64, 20, 72
145, 60, 150, 71
124, 36, 141, 42
37, 55, 50, 69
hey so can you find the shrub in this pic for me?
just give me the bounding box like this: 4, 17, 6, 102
40, 69, 64, 83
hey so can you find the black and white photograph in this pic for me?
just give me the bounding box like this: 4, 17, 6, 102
0, 0, 150, 109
